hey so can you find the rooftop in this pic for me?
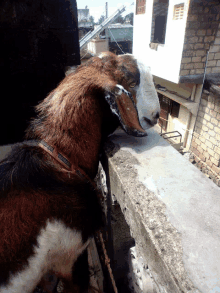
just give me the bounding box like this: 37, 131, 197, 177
108, 23, 133, 29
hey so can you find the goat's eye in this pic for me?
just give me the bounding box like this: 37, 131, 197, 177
130, 82, 136, 88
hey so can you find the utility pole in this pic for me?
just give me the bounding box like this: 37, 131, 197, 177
105, 2, 108, 18
105, 2, 109, 42
80, 5, 126, 49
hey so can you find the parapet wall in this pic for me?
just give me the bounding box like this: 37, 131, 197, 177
104, 128, 220, 293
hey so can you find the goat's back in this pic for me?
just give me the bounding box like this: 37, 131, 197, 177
0, 143, 103, 292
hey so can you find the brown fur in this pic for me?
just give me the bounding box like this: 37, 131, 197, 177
0, 52, 144, 293
26, 52, 142, 178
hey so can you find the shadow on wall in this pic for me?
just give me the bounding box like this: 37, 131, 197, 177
0, 0, 80, 145
111, 203, 135, 293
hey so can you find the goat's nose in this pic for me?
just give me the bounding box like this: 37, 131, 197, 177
153, 111, 160, 119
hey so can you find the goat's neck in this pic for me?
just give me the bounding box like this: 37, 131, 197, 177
27, 65, 122, 178
29, 93, 105, 179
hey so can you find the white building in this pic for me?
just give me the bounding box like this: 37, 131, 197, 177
133, 0, 220, 158
78, 6, 93, 28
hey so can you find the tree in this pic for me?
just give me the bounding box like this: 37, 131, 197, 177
98, 15, 105, 25
113, 15, 124, 24
124, 12, 134, 25
89, 15, 95, 25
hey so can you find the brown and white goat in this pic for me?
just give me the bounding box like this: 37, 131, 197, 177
0, 52, 160, 293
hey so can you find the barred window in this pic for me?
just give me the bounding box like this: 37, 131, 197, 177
136, 0, 146, 15
173, 3, 184, 20
158, 94, 180, 131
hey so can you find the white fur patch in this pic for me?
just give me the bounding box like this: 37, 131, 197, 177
1, 220, 89, 293
115, 84, 130, 97
115, 84, 124, 95
98, 52, 108, 59
136, 60, 160, 129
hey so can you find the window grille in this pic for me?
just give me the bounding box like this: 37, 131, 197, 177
136, 0, 146, 15
173, 3, 184, 20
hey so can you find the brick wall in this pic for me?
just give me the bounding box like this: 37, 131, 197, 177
206, 23, 220, 74
190, 90, 220, 186
180, 0, 220, 77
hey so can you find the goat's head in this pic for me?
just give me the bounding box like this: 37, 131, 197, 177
98, 52, 160, 136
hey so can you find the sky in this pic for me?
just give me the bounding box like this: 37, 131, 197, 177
77, 0, 135, 22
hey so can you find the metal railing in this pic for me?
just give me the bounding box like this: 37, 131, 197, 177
160, 131, 182, 143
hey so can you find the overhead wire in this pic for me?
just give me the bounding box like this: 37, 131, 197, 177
80, 3, 135, 59
107, 2, 135, 55
108, 27, 125, 54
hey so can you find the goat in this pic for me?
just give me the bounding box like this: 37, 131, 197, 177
0, 52, 160, 293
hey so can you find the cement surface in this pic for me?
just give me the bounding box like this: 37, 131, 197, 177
107, 128, 220, 293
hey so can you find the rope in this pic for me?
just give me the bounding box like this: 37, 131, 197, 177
98, 232, 118, 293
81, 50, 90, 60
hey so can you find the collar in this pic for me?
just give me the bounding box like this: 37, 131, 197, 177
38, 140, 72, 171
38, 140, 93, 182
38, 140, 101, 196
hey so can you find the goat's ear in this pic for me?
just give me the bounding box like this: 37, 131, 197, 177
105, 85, 147, 137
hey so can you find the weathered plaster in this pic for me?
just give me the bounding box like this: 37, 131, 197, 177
105, 128, 220, 292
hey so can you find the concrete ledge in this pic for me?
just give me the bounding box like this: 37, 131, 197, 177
210, 84, 220, 98
104, 128, 220, 293
179, 74, 204, 84
156, 89, 199, 115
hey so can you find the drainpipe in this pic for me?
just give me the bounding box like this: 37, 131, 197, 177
183, 86, 195, 148
183, 50, 210, 149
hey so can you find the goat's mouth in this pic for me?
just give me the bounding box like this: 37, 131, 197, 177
141, 117, 158, 129
142, 117, 158, 129
123, 125, 148, 137
144, 117, 154, 126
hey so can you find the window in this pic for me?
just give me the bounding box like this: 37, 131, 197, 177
173, 3, 184, 20
136, 0, 146, 15
170, 101, 180, 118
151, 0, 169, 44
158, 94, 171, 130
153, 15, 167, 44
